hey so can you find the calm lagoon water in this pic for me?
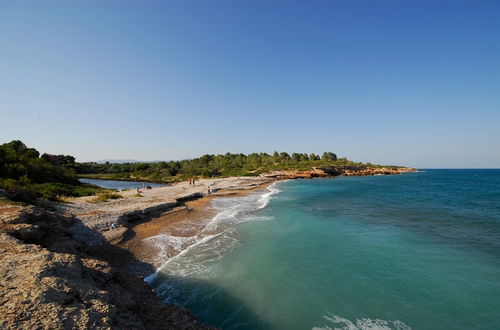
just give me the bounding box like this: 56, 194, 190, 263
79, 178, 167, 190
148, 170, 500, 329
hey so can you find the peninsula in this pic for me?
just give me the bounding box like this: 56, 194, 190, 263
0, 140, 415, 329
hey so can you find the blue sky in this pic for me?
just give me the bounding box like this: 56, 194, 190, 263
1, 0, 499, 168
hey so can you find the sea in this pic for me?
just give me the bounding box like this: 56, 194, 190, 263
146, 170, 500, 330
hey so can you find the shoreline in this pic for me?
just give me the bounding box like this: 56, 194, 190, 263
0, 169, 416, 328
60, 168, 416, 277
54, 176, 276, 276
117, 181, 275, 273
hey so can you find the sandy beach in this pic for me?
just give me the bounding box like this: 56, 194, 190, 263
54, 176, 274, 272
55, 169, 416, 273
117, 186, 269, 269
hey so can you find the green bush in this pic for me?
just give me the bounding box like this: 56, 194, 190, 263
88, 191, 123, 203
0, 140, 100, 202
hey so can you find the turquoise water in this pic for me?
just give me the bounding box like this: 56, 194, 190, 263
148, 170, 500, 329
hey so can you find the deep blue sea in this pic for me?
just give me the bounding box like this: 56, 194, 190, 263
148, 170, 500, 329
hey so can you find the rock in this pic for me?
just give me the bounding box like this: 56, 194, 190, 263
261, 167, 416, 179
0, 232, 141, 329
176, 192, 204, 203
0, 199, 216, 330
318, 167, 343, 176
342, 167, 416, 176
0, 204, 29, 224
261, 168, 330, 180
19, 224, 43, 240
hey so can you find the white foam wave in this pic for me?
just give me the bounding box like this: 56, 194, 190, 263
145, 232, 223, 282
204, 182, 280, 232
145, 183, 281, 280
159, 232, 241, 278
144, 234, 196, 254
312, 313, 411, 330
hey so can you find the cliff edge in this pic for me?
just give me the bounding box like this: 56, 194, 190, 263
0, 199, 215, 330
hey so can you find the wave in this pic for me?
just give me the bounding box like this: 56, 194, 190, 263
204, 182, 281, 232
312, 313, 411, 330
145, 182, 281, 282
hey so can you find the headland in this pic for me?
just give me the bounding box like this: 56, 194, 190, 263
0, 145, 416, 329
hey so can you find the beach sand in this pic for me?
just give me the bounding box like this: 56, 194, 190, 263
116, 182, 272, 269
54, 176, 274, 273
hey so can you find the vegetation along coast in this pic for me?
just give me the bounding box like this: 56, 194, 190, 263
0, 140, 415, 329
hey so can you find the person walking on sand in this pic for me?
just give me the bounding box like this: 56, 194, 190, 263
188, 178, 192, 186
192, 177, 196, 186
208, 186, 211, 195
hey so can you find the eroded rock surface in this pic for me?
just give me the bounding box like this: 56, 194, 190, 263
261, 166, 416, 179
0, 201, 215, 330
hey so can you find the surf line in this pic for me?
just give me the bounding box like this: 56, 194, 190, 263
145, 182, 282, 283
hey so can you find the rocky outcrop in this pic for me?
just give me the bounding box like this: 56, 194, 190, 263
262, 168, 330, 179
119, 202, 178, 224
342, 167, 417, 176
262, 167, 416, 179
175, 192, 205, 203
0, 201, 215, 330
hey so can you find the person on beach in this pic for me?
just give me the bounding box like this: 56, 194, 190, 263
193, 177, 196, 185
208, 186, 211, 195
188, 178, 192, 186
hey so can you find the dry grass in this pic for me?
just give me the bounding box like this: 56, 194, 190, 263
88, 192, 123, 203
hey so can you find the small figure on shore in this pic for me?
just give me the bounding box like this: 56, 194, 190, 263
188, 178, 192, 186
193, 177, 196, 186
208, 186, 211, 195
136, 187, 139, 193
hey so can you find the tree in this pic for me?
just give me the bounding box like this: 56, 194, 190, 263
309, 153, 320, 161
322, 152, 337, 161
279, 152, 290, 160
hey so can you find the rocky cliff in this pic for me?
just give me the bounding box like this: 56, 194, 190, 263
262, 166, 416, 179
0, 199, 215, 330
341, 166, 417, 176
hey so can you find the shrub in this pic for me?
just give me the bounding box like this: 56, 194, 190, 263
0, 197, 28, 206
88, 192, 123, 203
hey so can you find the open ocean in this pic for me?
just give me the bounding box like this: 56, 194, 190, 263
148, 170, 500, 329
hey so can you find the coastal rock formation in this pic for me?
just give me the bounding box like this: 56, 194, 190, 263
262, 167, 416, 179
0, 201, 215, 330
342, 167, 417, 176
262, 168, 330, 179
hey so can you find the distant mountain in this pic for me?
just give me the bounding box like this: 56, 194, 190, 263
93, 159, 166, 164
95, 159, 141, 164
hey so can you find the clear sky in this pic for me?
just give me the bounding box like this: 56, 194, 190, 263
1, 0, 499, 168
